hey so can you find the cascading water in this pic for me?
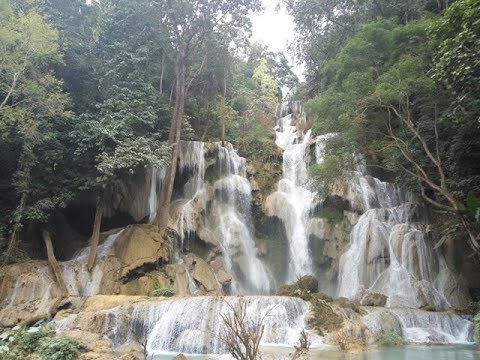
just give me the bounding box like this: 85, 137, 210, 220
335, 160, 463, 309
148, 140, 273, 294
149, 168, 165, 223
48, 102, 474, 359
363, 307, 473, 344
61, 230, 123, 296
207, 143, 273, 294
55, 296, 323, 356
267, 102, 316, 281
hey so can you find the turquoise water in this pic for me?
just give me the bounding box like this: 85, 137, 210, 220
316, 345, 480, 359
151, 345, 480, 359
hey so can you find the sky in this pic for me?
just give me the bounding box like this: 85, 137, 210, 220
250, 0, 305, 80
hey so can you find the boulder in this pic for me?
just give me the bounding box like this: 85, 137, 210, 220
173, 355, 189, 360
114, 225, 169, 279
360, 292, 387, 307
191, 257, 220, 294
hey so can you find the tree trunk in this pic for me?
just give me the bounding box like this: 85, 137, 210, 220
42, 229, 68, 297
87, 197, 104, 272
221, 73, 227, 146
7, 192, 27, 251
155, 45, 187, 230
159, 53, 165, 94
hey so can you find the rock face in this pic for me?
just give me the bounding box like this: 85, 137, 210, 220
0, 261, 62, 327
360, 292, 388, 307
104, 168, 152, 222
114, 224, 170, 279
190, 256, 222, 294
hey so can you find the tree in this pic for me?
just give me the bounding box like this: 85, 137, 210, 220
153, 0, 261, 231
220, 298, 270, 360
0, 0, 70, 252
64, 0, 172, 270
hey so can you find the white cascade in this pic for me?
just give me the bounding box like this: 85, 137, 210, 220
172, 141, 207, 251
147, 140, 273, 294
363, 307, 473, 344
207, 143, 273, 294
267, 102, 315, 280
333, 146, 464, 309
61, 230, 123, 296
148, 168, 165, 223
55, 296, 323, 356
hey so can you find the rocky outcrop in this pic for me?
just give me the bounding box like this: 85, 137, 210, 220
0, 261, 62, 327
360, 292, 387, 307
115, 224, 170, 279
104, 168, 152, 222
190, 256, 222, 294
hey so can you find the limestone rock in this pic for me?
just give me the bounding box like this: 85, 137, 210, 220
192, 257, 220, 293
215, 269, 232, 286
62, 330, 111, 353
173, 355, 189, 360
82, 295, 150, 312
361, 309, 402, 336
360, 292, 387, 307
104, 167, 151, 222
115, 225, 169, 279
0, 261, 62, 327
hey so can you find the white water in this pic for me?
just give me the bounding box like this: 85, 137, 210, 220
363, 307, 473, 344
61, 230, 123, 296
149, 168, 165, 223
147, 141, 273, 294
335, 165, 458, 309
268, 102, 316, 280
56, 296, 323, 356
207, 143, 273, 294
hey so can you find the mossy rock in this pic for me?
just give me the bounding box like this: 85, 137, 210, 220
308, 298, 344, 333
333, 297, 364, 314
276, 275, 319, 300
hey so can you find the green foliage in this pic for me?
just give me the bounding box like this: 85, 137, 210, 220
276, 275, 319, 301
37, 336, 79, 360
18, 329, 48, 352
475, 312, 480, 343
377, 331, 403, 346
152, 287, 176, 297
96, 137, 170, 181
0, 326, 48, 359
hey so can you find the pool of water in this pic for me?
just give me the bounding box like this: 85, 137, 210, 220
151, 345, 480, 360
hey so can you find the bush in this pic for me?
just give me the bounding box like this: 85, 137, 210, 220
37, 336, 80, 360
18, 329, 48, 352
152, 287, 176, 297
276, 275, 319, 300
474, 313, 480, 343
377, 331, 403, 346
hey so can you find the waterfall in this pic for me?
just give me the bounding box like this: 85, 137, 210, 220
207, 143, 273, 294
148, 140, 273, 294
61, 230, 123, 296
334, 149, 462, 309
55, 296, 323, 356
363, 307, 473, 344
148, 168, 165, 223
267, 102, 315, 281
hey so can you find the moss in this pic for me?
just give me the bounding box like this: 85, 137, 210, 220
377, 331, 403, 346
309, 297, 344, 334
276, 276, 319, 300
